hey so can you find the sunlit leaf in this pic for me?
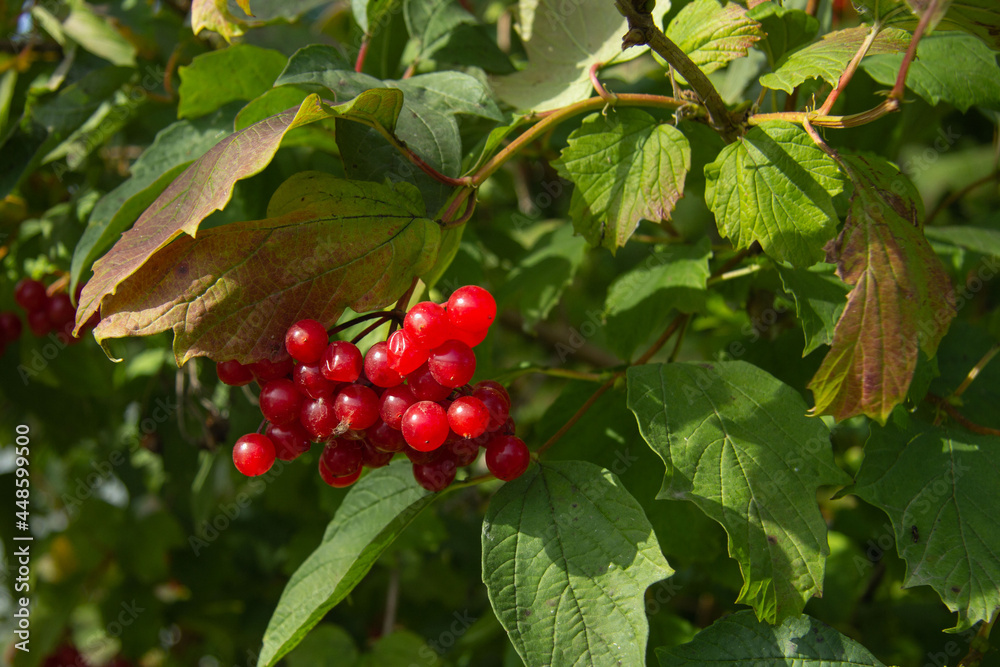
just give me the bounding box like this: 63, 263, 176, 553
482, 460, 673, 667
490, 0, 669, 112
628, 361, 851, 623
555, 108, 691, 252
704, 120, 844, 267
177, 44, 287, 119
759, 26, 911, 94
665, 0, 763, 77
191, 0, 246, 42
808, 155, 956, 423
91, 173, 440, 365
75, 91, 404, 337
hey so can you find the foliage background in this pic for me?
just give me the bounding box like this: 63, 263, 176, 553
0, 0, 998, 666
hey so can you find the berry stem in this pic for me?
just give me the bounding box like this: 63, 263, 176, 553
351, 318, 393, 345
328, 310, 405, 337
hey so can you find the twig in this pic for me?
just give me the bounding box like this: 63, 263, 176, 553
818, 24, 881, 115
634, 313, 687, 365
536, 379, 615, 455
925, 171, 1000, 226
355, 37, 369, 73
588, 62, 616, 103
471, 93, 687, 186
926, 393, 1000, 437
328, 310, 404, 337
615, 0, 739, 141
890, 0, 939, 101
950, 343, 1000, 401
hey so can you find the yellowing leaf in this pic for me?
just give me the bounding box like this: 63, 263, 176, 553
75, 91, 404, 338
93, 173, 440, 365
808, 155, 956, 423
191, 0, 247, 42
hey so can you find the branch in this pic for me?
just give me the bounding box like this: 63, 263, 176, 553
615, 0, 739, 141
926, 393, 1000, 438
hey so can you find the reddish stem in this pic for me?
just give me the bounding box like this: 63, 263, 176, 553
355, 37, 369, 73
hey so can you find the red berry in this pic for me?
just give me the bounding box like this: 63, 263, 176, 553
0, 312, 22, 343
46, 293, 75, 329
406, 362, 452, 402
249, 354, 294, 383
404, 301, 449, 349
473, 380, 510, 407
266, 421, 313, 461
259, 378, 303, 426
427, 340, 476, 388
233, 433, 276, 476
367, 419, 407, 452
361, 441, 394, 468
401, 401, 450, 452
449, 326, 488, 348
386, 329, 429, 375
447, 396, 489, 438
300, 396, 339, 441
293, 360, 339, 399
334, 384, 380, 430
320, 439, 363, 477
364, 341, 404, 387
27, 309, 51, 336
446, 434, 480, 467
285, 318, 329, 363
473, 385, 510, 432
404, 446, 438, 464
378, 384, 417, 429
217, 359, 254, 386
446, 285, 496, 332
321, 340, 363, 382
14, 278, 47, 312
485, 435, 530, 481
413, 455, 457, 492
319, 458, 362, 488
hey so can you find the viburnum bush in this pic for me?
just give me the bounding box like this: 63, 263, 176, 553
2, 0, 999, 666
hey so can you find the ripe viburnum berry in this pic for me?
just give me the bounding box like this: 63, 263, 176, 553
233, 434, 276, 476
401, 401, 449, 452
446, 285, 496, 332
285, 318, 329, 364
485, 435, 530, 481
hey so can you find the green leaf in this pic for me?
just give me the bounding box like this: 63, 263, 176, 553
807, 155, 956, 424
91, 172, 440, 365
627, 361, 852, 623
191, 0, 246, 42
352, 0, 402, 34
704, 120, 844, 267
495, 224, 588, 328
62, 4, 137, 66
775, 263, 850, 356
75, 91, 404, 335
924, 225, 1000, 255
482, 460, 673, 667
177, 44, 288, 119
656, 610, 888, 666
490, 0, 669, 112
285, 624, 359, 667
604, 237, 712, 360
359, 630, 443, 667
937, 0, 1000, 50
71, 106, 238, 296
555, 109, 691, 252
259, 461, 435, 667
760, 26, 911, 94
404, 0, 476, 61
665, 0, 764, 76
746, 2, 820, 68
862, 33, 1000, 112
852, 423, 1000, 631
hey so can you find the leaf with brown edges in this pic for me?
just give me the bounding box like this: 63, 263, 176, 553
808, 155, 955, 423
74, 90, 404, 339
92, 173, 440, 365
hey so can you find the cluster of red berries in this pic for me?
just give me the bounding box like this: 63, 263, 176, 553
1, 278, 98, 355
216, 286, 530, 492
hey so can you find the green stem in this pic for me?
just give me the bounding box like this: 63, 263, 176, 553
615, 0, 739, 141
818, 23, 882, 115
470, 93, 686, 186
